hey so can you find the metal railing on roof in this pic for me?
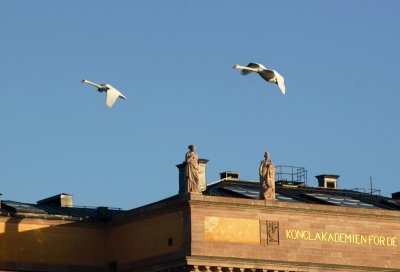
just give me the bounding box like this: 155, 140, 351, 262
33, 204, 124, 218
275, 165, 307, 186
350, 187, 381, 196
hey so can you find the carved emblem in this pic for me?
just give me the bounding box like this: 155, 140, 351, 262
267, 221, 279, 245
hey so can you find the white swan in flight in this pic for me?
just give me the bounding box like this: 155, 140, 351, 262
81, 79, 126, 108
232, 63, 286, 94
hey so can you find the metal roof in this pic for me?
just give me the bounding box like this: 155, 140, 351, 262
2, 178, 399, 221
1, 200, 125, 221
204, 179, 400, 210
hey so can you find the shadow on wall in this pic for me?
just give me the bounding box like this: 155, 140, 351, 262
0, 206, 187, 272
0, 217, 106, 271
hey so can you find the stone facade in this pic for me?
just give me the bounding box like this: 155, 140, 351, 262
1, 193, 400, 271
187, 194, 400, 272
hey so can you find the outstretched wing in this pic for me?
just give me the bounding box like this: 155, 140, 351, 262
241, 63, 261, 76
273, 70, 286, 95
106, 87, 126, 108
258, 69, 276, 82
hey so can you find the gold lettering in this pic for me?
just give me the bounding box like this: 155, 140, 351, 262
284, 229, 397, 247
355, 234, 360, 244
368, 235, 374, 245
373, 236, 380, 246
360, 234, 367, 244
306, 231, 314, 240
393, 237, 398, 247
328, 233, 334, 242
339, 233, 345, 243
379, 236, 385, 246
345, 233, 352, 243
321, 232, 328, 241
286, 229, 292, 239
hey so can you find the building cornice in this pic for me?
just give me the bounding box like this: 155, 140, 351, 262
188, 193, 400, 221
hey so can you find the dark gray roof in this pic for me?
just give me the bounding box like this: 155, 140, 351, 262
0, 200, 125, 221
204, 179, 400, 210
2, 178, 399, 221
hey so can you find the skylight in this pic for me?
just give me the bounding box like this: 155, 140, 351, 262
305, 193, 382, 209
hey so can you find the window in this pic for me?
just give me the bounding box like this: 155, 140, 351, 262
326, 181, 336, 188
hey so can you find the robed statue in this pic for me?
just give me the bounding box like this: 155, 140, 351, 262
259, 151, 276, 200
185, 145, 200, 193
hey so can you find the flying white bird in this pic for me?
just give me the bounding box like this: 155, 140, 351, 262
81, 79, 126, 108
232, 63, 286, 94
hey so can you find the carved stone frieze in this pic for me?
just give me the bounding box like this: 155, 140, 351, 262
267, 221, 279, 245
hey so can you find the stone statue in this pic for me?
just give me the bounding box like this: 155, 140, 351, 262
259, 151, 276, 200
185, 145, 200, 193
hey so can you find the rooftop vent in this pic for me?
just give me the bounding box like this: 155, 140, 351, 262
37, 193, 73, 207
315, 174, 339, 189
220, 171, 240, 180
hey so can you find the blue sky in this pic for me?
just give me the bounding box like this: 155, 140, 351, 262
2, 1, 400, 209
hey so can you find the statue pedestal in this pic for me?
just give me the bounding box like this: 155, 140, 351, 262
176, 159, 209, 195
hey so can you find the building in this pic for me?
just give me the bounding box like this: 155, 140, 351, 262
1, 163, 400, 272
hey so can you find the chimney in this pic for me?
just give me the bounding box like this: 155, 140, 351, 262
392, 192, 400, 200
96, 207, 111, 221
220, 171, 240, 180
176, 159, 209, 195
37, 193, 73, 207
315, 174, 339, 189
